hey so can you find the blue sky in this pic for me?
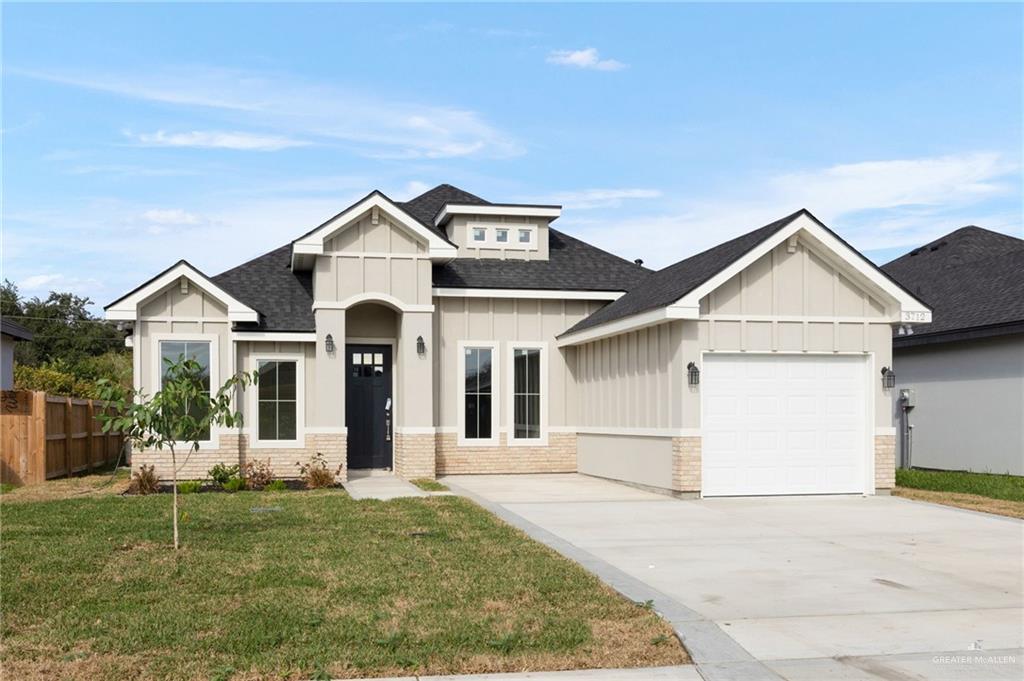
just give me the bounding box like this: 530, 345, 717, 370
3, 2, 1021, 312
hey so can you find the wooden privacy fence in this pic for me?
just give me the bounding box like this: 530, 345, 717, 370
1, 390, 123, 486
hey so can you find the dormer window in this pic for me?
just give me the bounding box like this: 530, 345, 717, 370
496, 229, 509, 243
472, 227, 487, 242
466, 223, 538, 251
518, 229, 531, 244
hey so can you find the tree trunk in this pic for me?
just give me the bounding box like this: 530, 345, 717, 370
170, 444, 179, 551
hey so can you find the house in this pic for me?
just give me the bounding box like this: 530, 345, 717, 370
105, 184, 931, 496
882, 227, 1024, 476
1, 319, 33, 390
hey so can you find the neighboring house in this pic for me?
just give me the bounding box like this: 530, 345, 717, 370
882, 227, 1024, 476
105, 184, 930, 496
0, 319, 33, 390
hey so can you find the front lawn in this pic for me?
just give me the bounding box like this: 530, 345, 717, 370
1, 481, 685, 680
895, 468, 1024, 518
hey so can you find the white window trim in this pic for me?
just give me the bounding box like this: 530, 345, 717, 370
457, 340, 500, 447
435, 203, 561, 226
151, 332, 221, 450
507, 342, 548, 446
248, 350, 305, 449
465, 222, 538, 251
106, 262, 258, 323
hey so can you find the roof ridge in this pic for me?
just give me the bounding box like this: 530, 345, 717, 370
549, 227, 653, 273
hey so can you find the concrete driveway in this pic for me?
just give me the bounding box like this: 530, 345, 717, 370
443, 474, 1024, 680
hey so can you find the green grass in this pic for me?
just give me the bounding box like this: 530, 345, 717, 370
896, 468, 1024, 502
410, 478, 448, 492
1, 488, 683, 680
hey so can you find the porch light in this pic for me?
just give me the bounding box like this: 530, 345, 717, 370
416, 335, 426, 356
687, 362, 700, 386
881, 366, 896, 389
325, 333, 335, 354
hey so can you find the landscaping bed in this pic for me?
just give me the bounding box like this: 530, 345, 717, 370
895, 468, 1024, 519
1, 478, 686, 680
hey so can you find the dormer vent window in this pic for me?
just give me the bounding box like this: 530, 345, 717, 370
472, 227, 487, 242
518, 229, 531, 244
496, 229, 509, 243
465, 223, 538, 251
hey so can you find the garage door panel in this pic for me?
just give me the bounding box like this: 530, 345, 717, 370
703, 354, 868, 497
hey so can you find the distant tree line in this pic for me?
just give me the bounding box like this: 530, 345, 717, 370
2, 280, 131, 398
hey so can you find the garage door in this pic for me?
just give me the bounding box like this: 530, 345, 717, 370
702, 354, 868, 497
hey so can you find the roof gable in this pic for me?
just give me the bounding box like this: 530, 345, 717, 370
105, 261, 259, 323
559, 210, 932, 345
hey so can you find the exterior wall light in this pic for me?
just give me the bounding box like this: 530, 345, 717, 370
687, 361, 700, 386
325, 333, 335, 354
416, 335, 426, 356
881, 366, 896, 389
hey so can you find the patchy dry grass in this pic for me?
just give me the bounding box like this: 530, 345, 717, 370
893, 487, 1024, 519
410, 478, 448, 492
1, 481, 685, 680
0, 467, 131, 503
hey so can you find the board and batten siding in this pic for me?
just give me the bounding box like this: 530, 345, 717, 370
432, 297, 602, 431
314, 212, 433, 305
446, 215, 551, 260
687, 239, 895, 431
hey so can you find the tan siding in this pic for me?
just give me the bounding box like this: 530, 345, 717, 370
447, 215, 551, 260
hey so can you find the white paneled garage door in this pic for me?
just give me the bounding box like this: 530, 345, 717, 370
702, 354, 868, 497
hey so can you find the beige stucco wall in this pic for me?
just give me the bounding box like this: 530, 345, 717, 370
446, 215, 551, 260
577, 433, 674, 489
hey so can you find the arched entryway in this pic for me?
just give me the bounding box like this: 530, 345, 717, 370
345, 302, 399, 470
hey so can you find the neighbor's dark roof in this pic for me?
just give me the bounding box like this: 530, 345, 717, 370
562, 210, 809, 336
204, 185, 649, 331
882, 226, 1024, 347
1, 318, 34, 341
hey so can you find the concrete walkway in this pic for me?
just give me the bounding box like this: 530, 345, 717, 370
342, 471, 428, 500
443, 473, 1024, 681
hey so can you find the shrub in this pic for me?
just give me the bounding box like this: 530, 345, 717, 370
13, 363, 97, 398
221, 477, 245, 493
264, 479, 287, 492
243, 458, 274, 490
128, 465, 160, 495
178, 481, 202, 494
208, 463, 240, 487
296, 453, 339, 489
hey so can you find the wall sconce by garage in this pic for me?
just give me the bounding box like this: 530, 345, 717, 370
416, 335, 426, 356
687, 362, 700, 386
325, 333, 335, 354
881, 366, 896, 389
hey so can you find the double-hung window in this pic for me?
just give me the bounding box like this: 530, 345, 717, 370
257, 360, 297, 441
159, 340, 212, 441
512, 346, 544, 441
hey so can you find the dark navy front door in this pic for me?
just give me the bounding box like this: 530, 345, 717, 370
345, 344, 393, 469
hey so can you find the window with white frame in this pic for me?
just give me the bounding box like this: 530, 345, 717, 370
257, 360, 297, 441
159, 340, 212, 440
512, 347, 542, 439
463, 347, 494, 440
465, 223, 537, 250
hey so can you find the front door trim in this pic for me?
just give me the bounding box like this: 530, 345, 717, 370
346, 340, 396, 470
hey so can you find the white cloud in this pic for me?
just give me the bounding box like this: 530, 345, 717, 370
17, 66, 522, 159
536, 188, 661, 209
396, 180, 432, 201
546, 48, 626, 72
126, 129, 308, 151
18, 273, 104, 295
565, 152, 1021, 268
140, 208, 201, 225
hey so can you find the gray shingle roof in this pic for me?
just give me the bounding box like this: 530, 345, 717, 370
882, 226, 1024, 345
562, 210, 808, 336
433, 228, 650, 292
1, 318, 34, 341
208, 185, 651, 331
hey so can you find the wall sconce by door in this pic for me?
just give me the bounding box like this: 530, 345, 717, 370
687, 361, 700, 386
416, 335, 426, 356
881, 366, 896, 389
325, 334, 335, 354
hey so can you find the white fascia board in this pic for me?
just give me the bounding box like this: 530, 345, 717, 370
232, 332, 316, 342
673, 214, 931, 322
433, 288, 623, 301
556, 305, 698, 347
104, 262, 259, 323
434, 204, 561, 227
291, 193, 457, 262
